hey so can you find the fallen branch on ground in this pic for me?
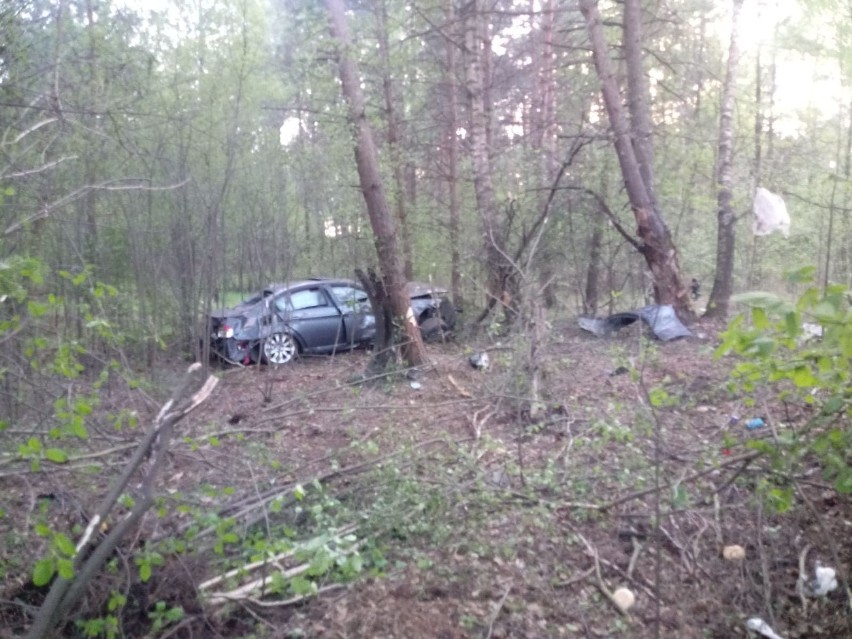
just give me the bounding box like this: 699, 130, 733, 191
23, 364, 218, 639
202, 526, 362, 607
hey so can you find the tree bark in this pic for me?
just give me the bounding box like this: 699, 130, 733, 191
579, 0, 691, 314
375, 0, 414, 280
324, 0, 426, 367
445, 0, 463, 310
533, 0, 559, 308
705, 0, 744, 319
623, 0, 658, 215
464, 0, 510, 317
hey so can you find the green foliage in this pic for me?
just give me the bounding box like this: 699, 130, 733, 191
30, 525, 77, 586
717, 269, 851, 503
148, 601, 185, 635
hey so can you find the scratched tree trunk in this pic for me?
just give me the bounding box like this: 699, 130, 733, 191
324, 0, 426, 367
579, 0, 692, 315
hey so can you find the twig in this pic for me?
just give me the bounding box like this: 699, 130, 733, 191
600, 451, 761, 511
448, 374, 472, 398
797, 544, 811, 614
244, 582, 346, 608
592, 549, 631, 620
485, 583, 512, 639
23, 364, 217, 639
553, 566, 596, 588
794, 482, 852, 612
756, 502, 775, 627
627, 538, 642, 580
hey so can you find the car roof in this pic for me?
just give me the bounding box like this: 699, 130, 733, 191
406, 281, 449, 297
263, 278, 358, 293
263, 279, 448, 297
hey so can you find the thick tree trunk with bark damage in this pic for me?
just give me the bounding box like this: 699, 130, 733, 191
706, 0, 744, 319
579, 0, 691, 314
324, 0, 426, 367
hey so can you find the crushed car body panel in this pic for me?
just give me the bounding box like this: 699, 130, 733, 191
579, 304, 692, 341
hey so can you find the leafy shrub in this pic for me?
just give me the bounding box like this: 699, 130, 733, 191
716, 267, 851, 504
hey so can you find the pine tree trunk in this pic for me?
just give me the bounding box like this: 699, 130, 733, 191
464, 0, 509, 316
579, 0, 691, 313
445, 0, 463, 309
324, 0, 425, 367
706, 0, 744, 319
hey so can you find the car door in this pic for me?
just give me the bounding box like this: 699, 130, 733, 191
273, 286, 345, 351
328, 283, 374, 345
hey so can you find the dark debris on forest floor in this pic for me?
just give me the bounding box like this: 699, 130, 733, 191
1, 318, 850, 639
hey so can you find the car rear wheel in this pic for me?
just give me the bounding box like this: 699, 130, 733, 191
261, 333, 298, 365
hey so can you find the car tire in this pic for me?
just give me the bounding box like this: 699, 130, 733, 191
260, 332, 299, 365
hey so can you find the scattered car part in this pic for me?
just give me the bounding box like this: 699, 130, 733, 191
579, 304, 693, 341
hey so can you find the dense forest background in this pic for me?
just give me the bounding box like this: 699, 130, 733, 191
2, 3, 852, 638
2, 0, 850, 366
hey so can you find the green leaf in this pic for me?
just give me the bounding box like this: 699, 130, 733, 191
752, 307, 769, 330
732, 291, 781, 308
57, 558, 75, 580
71, 421, 88, 439
791, 366, 818, 388
32, 558, 56, 586
784, 266, 816, 284
289, 575, 315, 596
45, 448, 69, 464
139, 562, 152, 582
54, 533, 76, 557
813, 301, 839, 321
835, 469, 852, 494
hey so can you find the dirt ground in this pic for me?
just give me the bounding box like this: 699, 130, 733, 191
2, 317, 850, 639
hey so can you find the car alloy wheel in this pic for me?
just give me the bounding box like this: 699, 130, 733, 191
262, 333, 298, 365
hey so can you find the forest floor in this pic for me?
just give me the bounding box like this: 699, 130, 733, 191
2, 317, 850, 639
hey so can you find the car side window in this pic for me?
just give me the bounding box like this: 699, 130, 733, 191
288, 288, 329, 310
331, 285, 368, 309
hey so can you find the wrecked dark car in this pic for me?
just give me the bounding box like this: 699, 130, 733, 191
207, 278, 456, 365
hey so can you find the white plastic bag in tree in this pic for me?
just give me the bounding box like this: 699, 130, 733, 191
753, 187, 791, 237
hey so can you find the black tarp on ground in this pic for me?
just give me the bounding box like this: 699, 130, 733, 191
579, 304, 692, 341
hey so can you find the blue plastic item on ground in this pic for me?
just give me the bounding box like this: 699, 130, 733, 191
745, 417, 765, 430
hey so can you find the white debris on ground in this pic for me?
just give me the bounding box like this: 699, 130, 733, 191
809, 563, 838, 597
746, 617, 786, 639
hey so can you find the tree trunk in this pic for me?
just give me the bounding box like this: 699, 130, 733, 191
623, 0, 658, 215
579, 0, 691, 314
533, 0, 559, 308
324, 0, 425, 367
705, 0, 744, 319
375, 0, 414, 280
464, 0, 510, 317
445, 0, 463, 310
